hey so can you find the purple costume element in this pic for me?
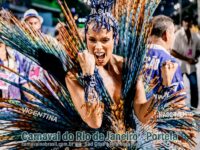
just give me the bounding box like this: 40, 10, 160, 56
0, 48, 57, 100
0, 48, 30, 99
143, 44, 185, 101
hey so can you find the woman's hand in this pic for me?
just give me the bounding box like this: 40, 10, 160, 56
78, 50, 95, 76
161, 61, 178, 87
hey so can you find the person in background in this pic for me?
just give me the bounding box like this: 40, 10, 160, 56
21, 9, 59, 100
22, 9, 43, 32
54, 22, 66, 43
21, 9, 45, 90
171, 16, 200, 108
0, 41, 31, 99
135, 15, 186, 123
55, 22, 85, 43
0, 10, 31, 100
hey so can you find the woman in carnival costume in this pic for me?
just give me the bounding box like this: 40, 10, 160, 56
0, 0, 199, 149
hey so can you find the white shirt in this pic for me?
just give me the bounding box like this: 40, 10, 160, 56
173, 27, 200, 74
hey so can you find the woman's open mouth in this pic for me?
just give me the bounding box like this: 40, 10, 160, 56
95, 52, 105, 63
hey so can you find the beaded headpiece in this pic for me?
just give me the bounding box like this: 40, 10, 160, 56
85, 0, 118, 40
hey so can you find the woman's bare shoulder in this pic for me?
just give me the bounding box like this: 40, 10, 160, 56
112, 54, 124, 69
108, 54, 124, 75
112, 54, 124, 63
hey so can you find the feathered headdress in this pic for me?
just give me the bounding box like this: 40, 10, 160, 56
85, 0, 118, 40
